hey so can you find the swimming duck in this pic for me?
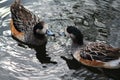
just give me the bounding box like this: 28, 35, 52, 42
64, 26, 120, 69
10, 0, 55, 46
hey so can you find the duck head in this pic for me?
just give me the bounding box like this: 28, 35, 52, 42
33, 21, 55, 38
64, 26, 84, 45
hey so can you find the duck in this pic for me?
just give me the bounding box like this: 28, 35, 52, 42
64, 26, 120, 69
10, 0, 55, 46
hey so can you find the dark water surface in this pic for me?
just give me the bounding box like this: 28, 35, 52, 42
0, 0, 120, 80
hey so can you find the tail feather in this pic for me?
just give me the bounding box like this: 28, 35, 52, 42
10, 0, 40, 32
10, 0, 21, 11
14, 0, 21, 4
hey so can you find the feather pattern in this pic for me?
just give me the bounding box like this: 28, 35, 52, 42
79, 42, 120, 62
10, 0, 40, 32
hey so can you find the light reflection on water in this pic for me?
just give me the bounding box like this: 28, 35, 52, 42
0, 0, 116, 80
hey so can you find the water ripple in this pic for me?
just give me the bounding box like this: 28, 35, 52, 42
0, 0, 8, 4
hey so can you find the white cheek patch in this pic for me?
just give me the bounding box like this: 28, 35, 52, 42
44, 23, 48, 30
65, 27, 70, 37
42, 23, 48, 34
64, 27, 76, 39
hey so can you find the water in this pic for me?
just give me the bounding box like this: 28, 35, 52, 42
0, 0, 120, 80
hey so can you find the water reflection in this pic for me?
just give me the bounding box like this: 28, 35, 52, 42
14, 40, 57, 64
28, 44, 57, 64
61, 56, 82, 70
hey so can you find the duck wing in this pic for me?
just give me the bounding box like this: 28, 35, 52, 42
80, 42, 120, 62
10, 0, 40, 32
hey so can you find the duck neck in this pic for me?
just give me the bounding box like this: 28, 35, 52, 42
34, 33, 46, 39
72, 38, 84, 46
33, 28, 46, 39
71, 39, 84, 53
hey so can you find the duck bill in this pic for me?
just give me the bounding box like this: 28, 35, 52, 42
46, 30, 55, 36
62, 32, 66, 36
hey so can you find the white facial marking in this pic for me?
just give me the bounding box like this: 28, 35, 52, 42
64, 27, 70, 37
42, 23, 48, 34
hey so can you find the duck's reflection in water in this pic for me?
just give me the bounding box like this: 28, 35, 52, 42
61, 56, 120, 80
32, 45, 57, 64
19, 43, 57, 64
